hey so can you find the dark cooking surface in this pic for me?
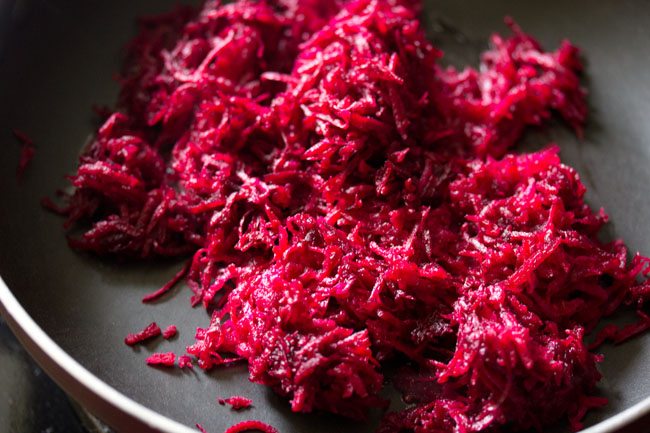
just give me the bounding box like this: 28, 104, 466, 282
0, 317, 86, 433
1, 1, 650, 432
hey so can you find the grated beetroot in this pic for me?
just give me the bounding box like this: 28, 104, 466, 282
162, 324, 178, 339
218, 396, 253, 411
124, 322, 161, 346
146, 352, 176, 367
13, 128, 35, 180
50, 0, 650, 432
223, 420, 278, 433
142, 262, 190, 303
179, 354, 194, 369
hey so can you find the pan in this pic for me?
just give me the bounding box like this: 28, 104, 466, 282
1, 1, 650, 432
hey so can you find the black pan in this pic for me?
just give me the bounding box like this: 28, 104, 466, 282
1, 1, 650, 432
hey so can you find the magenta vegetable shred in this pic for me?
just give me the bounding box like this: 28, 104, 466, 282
178, 354, 194, 369
124, 322, 161, 346
223, 420, 279, 433
218, 396, 253, 411
146, 352, 176, 367
50, 0, 650, 432
13, 128, 35, 180
162, 324, 178, 339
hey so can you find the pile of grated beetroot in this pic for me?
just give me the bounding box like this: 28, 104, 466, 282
49, 0, 650, 432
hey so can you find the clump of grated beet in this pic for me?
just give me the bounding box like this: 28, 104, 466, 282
218, 396, 253, 411
162, 324, 178, 339
124, 322, 161, 346
146, 352, 176, 367
51, 0, 650, 432
434, 18, 587, 158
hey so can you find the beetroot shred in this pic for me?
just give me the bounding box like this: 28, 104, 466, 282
13, 129, 35, 180
124, 322, 162, 346
178, 355, 194, 369
218, 396, 253, 410
223, 420, 278, 433
162, 324, 178, 339
51, 0, 650, 432
146, 352, 176, 367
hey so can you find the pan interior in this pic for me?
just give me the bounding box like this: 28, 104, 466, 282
1, 1, 649, 432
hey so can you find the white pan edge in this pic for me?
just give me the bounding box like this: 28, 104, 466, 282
0, 276, 196, 433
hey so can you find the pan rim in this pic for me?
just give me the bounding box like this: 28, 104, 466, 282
1, 273, 650, 433
0, 275, 195, 433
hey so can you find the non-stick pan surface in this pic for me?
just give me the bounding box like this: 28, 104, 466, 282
1, 1, 650, 432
